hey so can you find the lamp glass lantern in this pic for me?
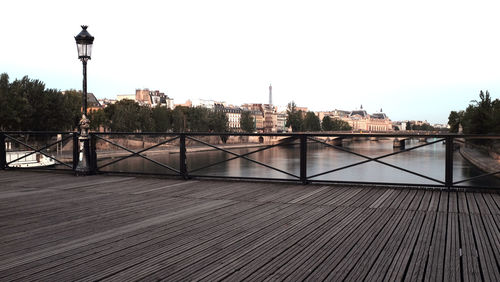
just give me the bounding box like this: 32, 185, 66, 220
75, 25, 94, 60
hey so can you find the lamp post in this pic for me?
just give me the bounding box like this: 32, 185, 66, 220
74, 25, 94, 175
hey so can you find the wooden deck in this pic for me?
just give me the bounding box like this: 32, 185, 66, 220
0, 170, 499, 281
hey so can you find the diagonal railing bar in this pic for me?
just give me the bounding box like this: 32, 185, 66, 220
186, 136, 300, 179
95, 135, 180, 174
453, 170, 500, 185
5, 134, 73, 168
307, 137, 445, 184
188, 136, 298, 174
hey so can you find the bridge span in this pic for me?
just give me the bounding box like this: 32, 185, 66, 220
0, 170, 499, 281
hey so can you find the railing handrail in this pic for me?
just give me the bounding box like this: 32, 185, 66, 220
2, 130, 500, 138
1, 131, 499, 189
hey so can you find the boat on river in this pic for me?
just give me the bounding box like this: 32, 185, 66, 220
6, 151, 56, 168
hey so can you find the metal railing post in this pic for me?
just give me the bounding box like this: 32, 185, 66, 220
0, 133, 6, 170
180, 133, 188, 179
90, 134, 97, 174
72, 133, 79, 171
300, 134, 308, 184
445, 136, 453, 189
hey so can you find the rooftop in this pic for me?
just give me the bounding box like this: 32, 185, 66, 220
0, 170, 499, 280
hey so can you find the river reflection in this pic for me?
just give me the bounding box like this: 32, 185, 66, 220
101, 139, 500, 187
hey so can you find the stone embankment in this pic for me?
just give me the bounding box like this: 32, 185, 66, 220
96, 142, 271, 160
459, 146, 500, 178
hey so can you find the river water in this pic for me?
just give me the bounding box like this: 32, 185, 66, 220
100, 138, 500, 187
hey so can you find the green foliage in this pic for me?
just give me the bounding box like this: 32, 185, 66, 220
406, 122, 434, 131
302, 112, 321, 132
321, 116, 334, 131
0, 72, 232, 134
449, 90, 500, 136
322, 116, 352, 131
285, 101, 303, 132
171, 106, 188, 132
104, 99, 154, 132
62, 90, 83, 130
187, 107, 211, 132
447, 111, 464, 133
88, 109, 106, 131
209, 110, 229, 132
0, 73, 80, 131
462, 91, 498, 134
240, 110, 255, 133
151, 106, 172, 132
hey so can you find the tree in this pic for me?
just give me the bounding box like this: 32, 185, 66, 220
151, 106, 172, 132
171, 106, 188, 132
447, 111, 463, 133
187, 107, 210, 132
240, 110, 255, 133
209, 110, 229, 132
209, 110, 229, 143
137, 106, 154, 132
331, 118, 352, 131
0, 74, 80, 131
462, 90, 496, 135
88, 109, 107, 131
62, 90, 83, 130
285, 101, 303, 132
0, 73, 28, 130
106, 99, 143, 132
302, 111, 321, 132
321, 116, 334, 131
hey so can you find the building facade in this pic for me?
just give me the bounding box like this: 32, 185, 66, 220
223, 107, 242, 131
117, 89, 174, 108
277, 113, 287, 132
345, 109, 392, 132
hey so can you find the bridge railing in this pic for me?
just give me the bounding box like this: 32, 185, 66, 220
1, 131, 499, 190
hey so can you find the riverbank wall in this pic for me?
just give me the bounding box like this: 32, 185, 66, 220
459, 146, 500, 179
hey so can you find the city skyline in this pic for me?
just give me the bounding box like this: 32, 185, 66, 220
2, 0, 500, 124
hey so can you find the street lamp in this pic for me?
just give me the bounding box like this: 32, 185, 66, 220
74, 25, 94, 175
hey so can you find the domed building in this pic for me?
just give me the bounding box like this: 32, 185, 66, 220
345, 107, 392, 132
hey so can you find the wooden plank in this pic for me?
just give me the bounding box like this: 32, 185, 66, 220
25, 201, 295, 280
81, 201, 324, 281
287, 186, 329, 203
342, 187, 379, 207
444, 212, 460, 282
470, 213, 500, 281
427, 190, 441, 212
448, 191, 458, 213
369, 188, 396, 209
170, 205, 350, 281
342, 209, 415, 281
230, 206, 358, 282
302, 209, 397, 281
236, 208, 377, 282
404, 210, 438, 281
307, 186, 349, 206
423, 212, 447, 281
459, 212, 482, 281
350, 187, 388, 208
1, 171, 500, 281
323, 187, 362, 206
377, 211, 426, 281
1, 200, 267, 280
0, 198, 234, 272
438, 190, 449, 213
417, 190, 433, 212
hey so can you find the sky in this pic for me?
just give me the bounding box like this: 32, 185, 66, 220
2, 0, 500, 124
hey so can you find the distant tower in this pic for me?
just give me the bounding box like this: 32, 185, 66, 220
269, 84, 273, 105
